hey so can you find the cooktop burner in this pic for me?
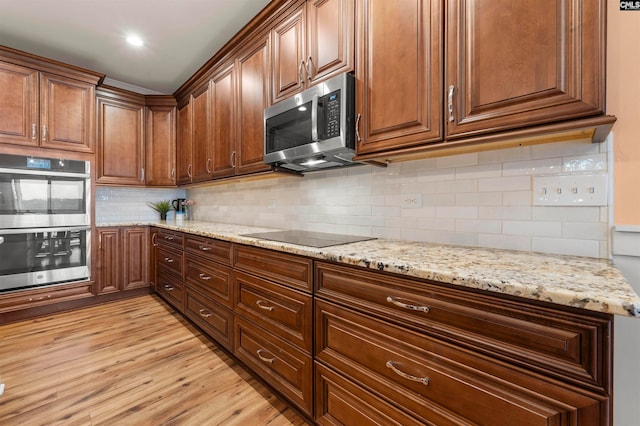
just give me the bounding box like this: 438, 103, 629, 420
241, 230, 376, 248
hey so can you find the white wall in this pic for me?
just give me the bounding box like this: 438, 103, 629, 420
190, 139, 610, 258
95, 187, 187, 223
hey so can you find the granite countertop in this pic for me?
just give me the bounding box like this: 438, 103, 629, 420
98, 220, 640, 317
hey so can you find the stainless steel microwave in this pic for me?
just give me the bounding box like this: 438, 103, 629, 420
264, 73, 359, 173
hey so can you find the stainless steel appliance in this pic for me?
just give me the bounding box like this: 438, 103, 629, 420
264, 73, 359, 173
0, 154, 91, 292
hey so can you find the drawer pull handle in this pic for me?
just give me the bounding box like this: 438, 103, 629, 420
28, 295, 51, 302
198, 308, 211, 318
164, 257, 175, 263
198, 245, 211, 252
164, 285, 174, 291
256, 300, 275, 311
164, 236, 175, 241
198, 273, 211, 281
386, 361, 430, 386
256, 349, 275, 364
386, 296, 430, 314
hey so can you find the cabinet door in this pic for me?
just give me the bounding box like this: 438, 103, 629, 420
0, 61, 38, 147
236, 35, 272, 175
121, 227, 149, 290
96, 228, 120, 295
190, 83, 212, 182
307, 0, 354, 85
40, 72, 95, 152
271, 5, 306, 103
176, 101, 192, 185
96, 96, 145, 185
355, 0, 442, 155
210, 64, 236, 178
145, 105, 176, 186
446, 0, 605, 138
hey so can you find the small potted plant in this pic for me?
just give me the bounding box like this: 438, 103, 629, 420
147, 200, 173, 220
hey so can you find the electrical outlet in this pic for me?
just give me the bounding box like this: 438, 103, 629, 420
532, 173, 608, 206
402, 193, 423, 209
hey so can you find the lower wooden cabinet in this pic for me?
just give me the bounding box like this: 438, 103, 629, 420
185, 287, 234, 350
95, 226, 149, 295
156, 266, 185, 312
315, 299, 608, 425
234, 315, 314, 415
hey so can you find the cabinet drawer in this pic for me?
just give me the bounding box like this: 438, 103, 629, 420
185, 288, 233, 351
234, 270, 312, 353
233, 245, 312, 292
185, 256, 233, 309
156, 246, 183, 277
315, 300, 608, 426
185, 235, 232, 265
156, 229, 184, 249
156, 267, 184, 312
315, 362, 439, 426
234, 316, 313, 416
0, 282, 93, 313
315, 261, 611, 391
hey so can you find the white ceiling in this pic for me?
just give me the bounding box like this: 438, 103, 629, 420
0, 0, 272, 94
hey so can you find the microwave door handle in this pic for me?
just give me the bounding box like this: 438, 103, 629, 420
311, 94, 319, 142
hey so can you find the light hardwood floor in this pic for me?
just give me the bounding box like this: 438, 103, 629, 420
0, 295, 309, 425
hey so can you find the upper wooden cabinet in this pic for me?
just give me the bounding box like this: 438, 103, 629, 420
210, 63, 236, 178
190, 82, 213, 183
97, 87, 177, 186
356, 0, 609, 158
235, 34, 273, 175
96, 87, 145, 185
0, 46, 102, 153
272, 0, 354, 103
355, 0, 443, 155
445, 0, 605, 139
145, 96, 177, 186
176, 101, 193, 185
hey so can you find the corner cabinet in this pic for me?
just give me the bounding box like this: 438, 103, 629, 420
96, 87, 146, 185
145, 96, 177, 186
445, 0, 606, 139
0, 46, 103, 153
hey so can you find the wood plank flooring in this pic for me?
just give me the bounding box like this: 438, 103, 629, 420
0, 295, 309, 425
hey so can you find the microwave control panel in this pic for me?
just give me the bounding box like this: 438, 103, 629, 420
322, 90, 341, 138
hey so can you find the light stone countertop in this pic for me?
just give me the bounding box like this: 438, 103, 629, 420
98, 220, 640, 317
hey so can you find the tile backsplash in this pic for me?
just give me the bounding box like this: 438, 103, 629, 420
189, 139, 611, 258
95, 187, 187, 223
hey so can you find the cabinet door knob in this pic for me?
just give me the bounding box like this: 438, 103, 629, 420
164, 257, 174, 263
198, 245, 211, 252
355, 113, 361, 142
198, 273, 211, 281
198, 308, 212, 318
164, 284, 174, 291
447, 85, 455, 123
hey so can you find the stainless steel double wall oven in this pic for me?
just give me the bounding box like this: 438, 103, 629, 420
0, 154, 91, 292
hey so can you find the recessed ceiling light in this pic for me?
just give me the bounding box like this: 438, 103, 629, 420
126, 35, 144, 47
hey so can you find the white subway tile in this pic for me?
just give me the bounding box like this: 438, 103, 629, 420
478, 234, 532, 251
531, 140, 598, 160
531, 237, 600, 257
478, 146, 531, 164
455, 219, 502, 234
479, 206, 532, 220
502, 158, 562, 176
503, 221, 561, 237
455, 192, 502, 206
435, 206, 478, 219
436, 152, 478, 169
416, 168, 456, 183
502, 191, 532, 206
479, 176, 531, 192
562, 222, 608, 241
455, 163, 502, 179
532, 206, 599, 222
562, 153, 607, 172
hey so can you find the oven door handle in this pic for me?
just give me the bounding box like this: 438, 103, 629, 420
0, 225, 91, 235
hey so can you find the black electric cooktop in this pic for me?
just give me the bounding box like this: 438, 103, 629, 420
241, 230, 376, 248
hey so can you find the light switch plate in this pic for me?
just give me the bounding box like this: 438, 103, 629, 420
532, 173, 608, 206
402, 193, 423, 209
